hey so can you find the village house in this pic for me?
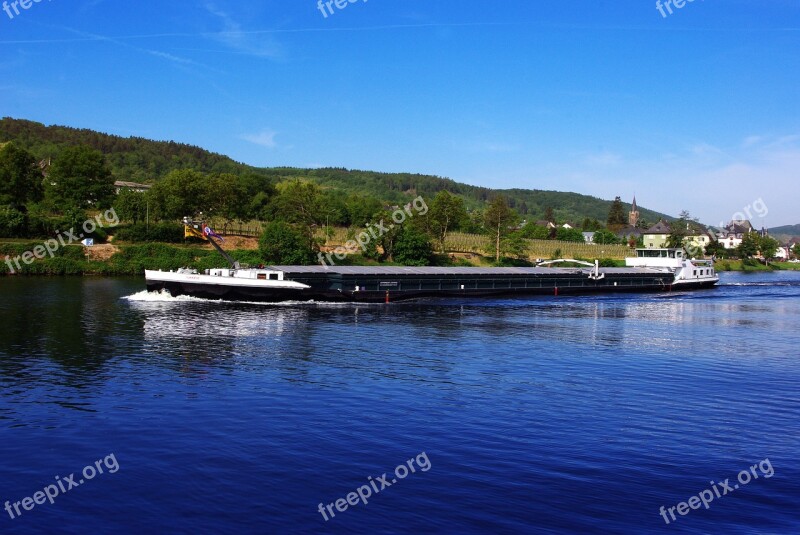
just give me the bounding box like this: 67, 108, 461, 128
715, 220, 755, 249
774, 245, 790, 261
615, 225, 644, 243
644, 220, 671, 249
685, 226, 715, 255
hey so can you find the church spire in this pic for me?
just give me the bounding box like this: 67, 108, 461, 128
629, 195, 640, 227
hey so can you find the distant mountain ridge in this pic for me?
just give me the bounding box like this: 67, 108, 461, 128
768, 224, 800, 243
769, 224, 800, 235
0, 117, 672, 224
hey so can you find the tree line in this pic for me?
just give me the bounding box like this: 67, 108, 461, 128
13, 140, 785, 267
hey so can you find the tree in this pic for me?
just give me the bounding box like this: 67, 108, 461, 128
345, 195, 383, 227
794, 243, 800, 259
259, 221, 316, 265
116, 189, 149, 224
148, 169, 208, 220
270, 180, 325, 253
484, 196, 517, 262
593, 229, 618, 245
205, 173, 250, 229
46, 145, 114, 210
429, 191, 467, 252
521, 222, 551, 240
606, 196, 627, 229
737, 232, 759, 258
704, 239, 727, 259
543, 206, 555, 223
666, 229, 687, 249
667, 210, 701, 250
392, 226, 433, 266
0, 206, 26, 237
239, 172, 276, 220
758, 235, 780, 263
682, 210, 699, 222
0, 143, 43, 211
556, 227, 586, 243
270, 180, 323, 225
581, 217, 604, 231
500, 231, 529, 260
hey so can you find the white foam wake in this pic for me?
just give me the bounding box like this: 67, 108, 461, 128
122, 290, 207, 302
121, 289, 390, 307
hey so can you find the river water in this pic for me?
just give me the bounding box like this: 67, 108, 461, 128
1, 272, 799, 533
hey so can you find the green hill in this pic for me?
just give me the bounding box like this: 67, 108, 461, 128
769, 224, 800, 243
0, 117, 671, 223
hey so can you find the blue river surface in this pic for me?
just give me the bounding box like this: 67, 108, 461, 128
1, 271, 799, 534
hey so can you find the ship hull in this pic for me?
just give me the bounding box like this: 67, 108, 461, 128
146, 268, 718, 303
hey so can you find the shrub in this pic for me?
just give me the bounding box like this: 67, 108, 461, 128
393, 227, 433, 266
114, 222, 184, 243
496, 257, 533, 267
0, 206, 26, 238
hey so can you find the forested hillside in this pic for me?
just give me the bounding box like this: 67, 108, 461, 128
0, 118, 670, 224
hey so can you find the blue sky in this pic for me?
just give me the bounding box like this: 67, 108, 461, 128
1, 0, 798, 226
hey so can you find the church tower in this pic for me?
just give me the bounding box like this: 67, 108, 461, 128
629, 196, 640, 227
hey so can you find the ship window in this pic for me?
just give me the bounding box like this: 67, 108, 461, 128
269, 274, 279, 280
257, 273, 267, 280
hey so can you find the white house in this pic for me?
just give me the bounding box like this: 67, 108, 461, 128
716, 220, 754, 249
582, 232, 595, 244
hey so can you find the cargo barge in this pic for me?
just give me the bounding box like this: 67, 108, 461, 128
145, 252, 718, 303
144, 218, 718, 303
146, 264, 713, 303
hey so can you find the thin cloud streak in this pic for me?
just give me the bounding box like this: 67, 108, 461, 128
241, 130, 279, 149
3, 20, 798, 45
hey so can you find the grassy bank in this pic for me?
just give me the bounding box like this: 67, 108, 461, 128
0, 242, 265, 276
714, 259, 800, 272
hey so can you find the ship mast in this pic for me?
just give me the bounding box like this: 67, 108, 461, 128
183, 216, 241, 270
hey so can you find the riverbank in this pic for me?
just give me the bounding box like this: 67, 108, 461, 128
2, 241, 798, 276
714, 259, 800, 272
0, 242, 264, 276
0, 241, 422, 276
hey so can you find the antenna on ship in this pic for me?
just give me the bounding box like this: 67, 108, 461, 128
183, 215, 241, 270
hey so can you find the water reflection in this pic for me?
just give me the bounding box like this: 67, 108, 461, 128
1, 274, 798, 387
